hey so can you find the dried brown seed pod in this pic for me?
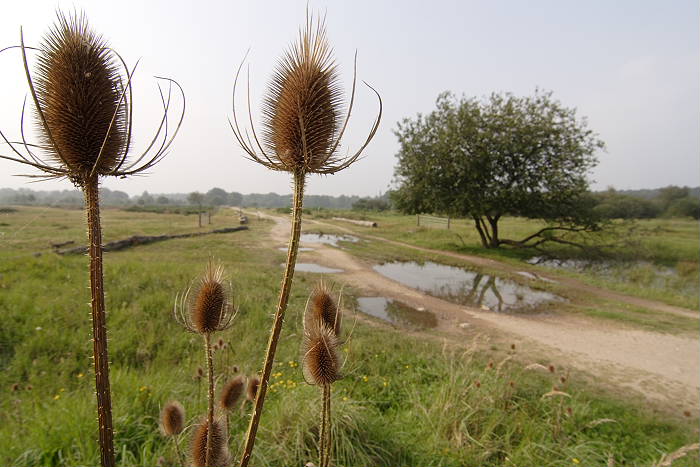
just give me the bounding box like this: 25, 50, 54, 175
220, 375, 245, 411
175, 260, 235, 335
34, 13, 127, 183
190, 419, 229, 467
306, 282, 341, 336
246, 376, 260, 402
160, 401, 185, 436
232, 13, 381, 176
302, 321, 341, 387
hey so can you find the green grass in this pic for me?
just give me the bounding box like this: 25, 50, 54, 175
0, 206, 697, 466
309, 211, 700, 310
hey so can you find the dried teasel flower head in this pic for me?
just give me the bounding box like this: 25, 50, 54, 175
175, 260, 235, 335
160, 400, 185, 436
220, 375, 245, 411
190, 418, 229, 467
0, 11, 185, 187
230, 11, 381, 175
305, 281, 341, 337
246, 376, 260, 402
302, 319, 341, 387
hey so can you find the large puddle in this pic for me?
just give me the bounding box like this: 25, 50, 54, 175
373, 261, 561, 313
300, 233, 359, 247
356, 297, 438, 329
282, 263, 343, 273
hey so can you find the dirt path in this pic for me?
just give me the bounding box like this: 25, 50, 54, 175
311, 219, 698, 319
255, 211, 699, 413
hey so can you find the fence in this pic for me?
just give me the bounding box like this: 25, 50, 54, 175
416, 214, 451, 229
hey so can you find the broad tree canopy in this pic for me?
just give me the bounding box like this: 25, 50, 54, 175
392, 90, 605, 248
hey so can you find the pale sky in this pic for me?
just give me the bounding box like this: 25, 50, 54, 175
0, 0, 698, 197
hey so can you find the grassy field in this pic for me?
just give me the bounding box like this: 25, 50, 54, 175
306, 210, 700, 310
0, 206, 698, 466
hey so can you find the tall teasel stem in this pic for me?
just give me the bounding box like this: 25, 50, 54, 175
321, 384, 331, 467
204, 333, 215, 467
85, 177, 115, 467
240, 170, 306, 466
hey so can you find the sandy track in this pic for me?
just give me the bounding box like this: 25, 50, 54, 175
256, 211, 699, 412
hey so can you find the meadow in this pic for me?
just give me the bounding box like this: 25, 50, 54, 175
0, 206, 697, 466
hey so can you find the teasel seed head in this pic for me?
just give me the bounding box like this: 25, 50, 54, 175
174, 260, 235, 335
160, 400, 185, 436
190, 418, 229, 467
220, 375, 245, 411
302, 320, 341, 387
246, 376, 260, 402
306, 281, 341, 337
0, 11, 185, 187
231, 12, 382, 175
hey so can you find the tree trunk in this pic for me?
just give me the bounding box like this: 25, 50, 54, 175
486, 215, 501, 248
473, 216, 489, 248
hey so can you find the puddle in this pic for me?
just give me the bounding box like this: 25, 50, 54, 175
300, 233, 359, 247
282, 263, 343, 273
278, 247, 314, 252
373, 261, 561, 313
356, 297, 438, 329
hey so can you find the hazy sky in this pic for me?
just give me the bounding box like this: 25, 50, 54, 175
0, 0, 697, 197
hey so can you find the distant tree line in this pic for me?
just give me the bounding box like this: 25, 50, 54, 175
0, 186, 385, 211
591, 186, 700, 220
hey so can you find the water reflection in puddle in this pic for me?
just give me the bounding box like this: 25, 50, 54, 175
300, 233, 359, 247
356, 297, 438, 329
373, 261, 561, 313
281, 263, 343, 273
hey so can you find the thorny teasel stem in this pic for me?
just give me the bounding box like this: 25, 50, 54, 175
85, 177, 115, 467
205, 333, 215, 467
240, 170, 306, 466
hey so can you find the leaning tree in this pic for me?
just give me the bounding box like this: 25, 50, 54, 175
392, 90, 605, 249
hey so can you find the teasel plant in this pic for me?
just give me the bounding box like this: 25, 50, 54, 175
0, 12, 184, 467
230, 12, 381, 466
220, 374, 246, 434
302, 282, 344, 467
175, 260, 236, 467
160, 401, 186, 466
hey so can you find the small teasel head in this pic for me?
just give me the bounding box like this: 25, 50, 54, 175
160, 400, 185, 436
175, 260, 235, 335
231, 11, 382, 175
305, 281, 341, 337
302, 320, 341, 387
190, 418, 229, 467
246, 376, 260, 402
220, 375, 245, 411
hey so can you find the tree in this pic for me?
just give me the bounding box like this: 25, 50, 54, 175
206, 187, 229, 206
392, 91, 605, 248
188, 192, 205, 227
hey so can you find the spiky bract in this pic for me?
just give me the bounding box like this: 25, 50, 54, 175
246, 376, 260, 402
175, 261, 235, 335
220, 375, 245, 410
190, 419, 229, 467
160, 401, 185, 436
34, 12, 127, 183
302, 322, 341, 387
307, 281, 341, 336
